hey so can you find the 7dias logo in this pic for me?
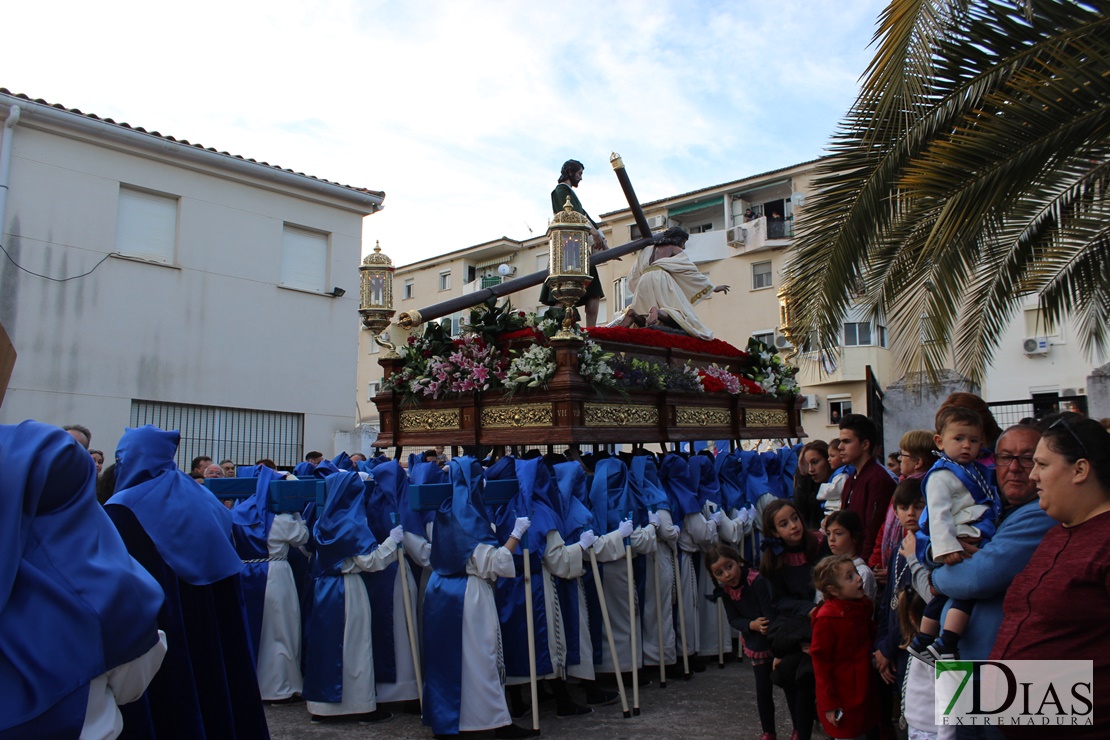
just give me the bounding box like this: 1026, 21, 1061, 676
935, 660, 1093, 728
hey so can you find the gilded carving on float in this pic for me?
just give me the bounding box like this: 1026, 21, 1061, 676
399, 409, 460, 431
584, 403, 659, 427
676, 407, 732, 427
746, 409, 789, 428
481, 404, 553, 428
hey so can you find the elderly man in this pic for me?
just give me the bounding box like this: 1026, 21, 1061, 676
930, 422, 1054, 664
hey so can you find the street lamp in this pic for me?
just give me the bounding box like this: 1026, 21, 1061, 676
545, 198, 593, 340
359, 240, 398, 357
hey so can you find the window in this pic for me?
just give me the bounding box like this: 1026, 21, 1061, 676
367, 381, 380, 401
877, 325, 888, 348
403, 278, 414, 300
281, 225, 327, 293
843, 322, 872, 346
828, 398, 852, 426
369, 336, 379, 354
439, 270, 451, 291
613, 276, 633, 311
752, 331, 774, 347
116, 187, 177, 263
689, 223, 713, 234
752, 260, 773, 290
536, 254, 549, 272
130, 399, 304, 469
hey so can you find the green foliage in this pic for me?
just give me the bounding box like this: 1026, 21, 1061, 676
782, 0, 1110, 383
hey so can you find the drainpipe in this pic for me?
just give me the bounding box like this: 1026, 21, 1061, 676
0, 105, 20, 241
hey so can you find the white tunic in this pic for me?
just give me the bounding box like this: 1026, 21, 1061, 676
257, 513, 310, 701
374, 554, 421, 703
81, 631, 168, 740
591, 525, 656, 672
641, 511, 678, 667
306, 539, 398, 717
458, 543, 516, 732
677, 510, 714, 655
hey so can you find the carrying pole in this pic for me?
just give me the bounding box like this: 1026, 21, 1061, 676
523, 549, 540, 732
588, 546, 630, 718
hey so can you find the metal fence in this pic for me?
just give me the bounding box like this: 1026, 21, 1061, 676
986, 394, 1088, 428
130, 400, 304, 470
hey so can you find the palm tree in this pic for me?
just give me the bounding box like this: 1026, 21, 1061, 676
782, 0, 1110, 384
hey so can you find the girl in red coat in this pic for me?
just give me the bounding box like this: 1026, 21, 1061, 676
810, 554, 877, 739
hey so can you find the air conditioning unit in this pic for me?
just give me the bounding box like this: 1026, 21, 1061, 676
773, 330, 793, 351
1022, 336, 1049, 356
727, 224, 747, 246
800, 394, 819, 410
647, 215, 667, 229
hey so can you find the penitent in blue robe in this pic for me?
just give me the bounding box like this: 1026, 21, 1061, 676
106, 425, 269, 740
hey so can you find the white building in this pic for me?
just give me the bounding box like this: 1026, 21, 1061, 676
0, 89, 383, 467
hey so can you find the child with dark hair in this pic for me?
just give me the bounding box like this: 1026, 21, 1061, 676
909, 406, 1002, 663
761, 499, 830, 740
810, 554, 877, 739
824, 510, 876, 601
706, 543, 777, 740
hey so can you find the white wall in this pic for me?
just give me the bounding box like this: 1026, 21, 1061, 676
0, 121, 374, 459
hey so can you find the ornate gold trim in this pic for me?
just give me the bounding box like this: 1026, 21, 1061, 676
676, 407, 733, 427
481, 404, 553, 429
584, 403, 659, 427
745, 409, 789, 428
399, 408, 460, 431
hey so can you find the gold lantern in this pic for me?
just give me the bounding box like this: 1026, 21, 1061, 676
545, 198, 593, 340
359, 241, 398, 357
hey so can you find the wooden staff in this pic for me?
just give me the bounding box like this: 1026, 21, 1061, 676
587, 546, 630, 718
670, 541, 691, 679
652, 526, 667, 689
392, 513, 422, 704
523, 548, 540, 732
625, 534, 640, 716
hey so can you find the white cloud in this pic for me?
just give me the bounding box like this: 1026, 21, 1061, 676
4, 0, 887, 266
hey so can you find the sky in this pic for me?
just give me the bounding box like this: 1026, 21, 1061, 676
5, 0, 888, 266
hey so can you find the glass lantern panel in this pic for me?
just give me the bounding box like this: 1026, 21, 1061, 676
561, 232, 584, 274
367, 272, 387, 307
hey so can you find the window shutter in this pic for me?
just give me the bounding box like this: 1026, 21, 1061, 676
281, 226, 327, 292
116, 188, 177, 263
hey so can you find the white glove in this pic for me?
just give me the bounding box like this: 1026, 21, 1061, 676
577, 530, 598, 550
388, 525, 404, 544
511, 516, 531, 540
648, 510, 661, 527
616, 518, 634, 539
706, 519, 719, 541
711, 510, 724, 525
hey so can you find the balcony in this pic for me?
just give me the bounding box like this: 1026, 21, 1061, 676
726, 216, 794, 256
796, 345, 893, 387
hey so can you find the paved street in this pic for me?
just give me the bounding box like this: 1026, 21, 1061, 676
266, 656, 833, 739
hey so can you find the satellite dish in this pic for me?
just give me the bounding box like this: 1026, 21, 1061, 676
497, 264, 514, 276
791, 192, 806, 207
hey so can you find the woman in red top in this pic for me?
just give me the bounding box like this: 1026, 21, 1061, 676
991, 415, 1110, 739
809, 554, 877, 740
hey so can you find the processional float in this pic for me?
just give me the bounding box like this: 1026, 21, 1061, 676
358, 154, 805, 727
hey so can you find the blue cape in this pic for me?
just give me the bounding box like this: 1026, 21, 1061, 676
658, 453, 698, 520
588, 457, 635, 533
0, 421, 164, 735
690, 453, 722, 509
107, 425, 241, 585
550, 462, 595, 540
715, 450, 748, 512
742, 450, 777, 506
229, 465, 278, 660
313, 471, 379, 573
777, 445, 799, 498
430, 458, 498, 576
293, 461, 316, 477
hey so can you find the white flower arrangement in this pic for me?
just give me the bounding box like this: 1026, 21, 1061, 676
578, 340, 616, 387
506, 344, 556, 389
